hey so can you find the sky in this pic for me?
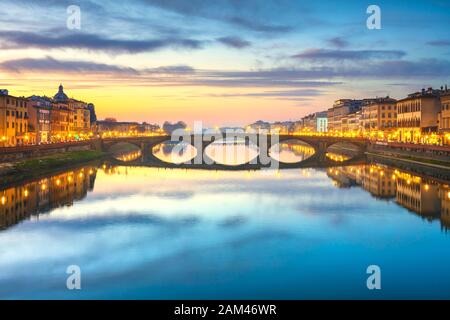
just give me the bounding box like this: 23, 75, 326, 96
0, 0, 449, 126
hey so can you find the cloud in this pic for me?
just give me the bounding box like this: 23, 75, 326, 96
1, 57, 449, 90
427, 40, 450, 47
226, 16, 293, 33
143, 65, 195, 74
0, 56, 139, 74
292, 48, 406, 61
327, 37, 349, 48
216, 36, 251, 49
0, 31, 205, 53
201, 89, 326, 101
140, 0, 294, 33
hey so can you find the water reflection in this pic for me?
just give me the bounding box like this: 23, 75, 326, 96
1, 162, 450, 299
205, 139, 259, 165
0, 166, 97, 230
116, 150, 142, 162
152, 141, 197, 164
270, 140, 315, 163
1, 162, 449, 232
326, 152, 351, 162
327, 164, 450, 229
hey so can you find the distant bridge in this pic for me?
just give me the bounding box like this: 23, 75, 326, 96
101, 134, 368, 170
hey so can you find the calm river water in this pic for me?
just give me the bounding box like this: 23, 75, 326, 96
1, 143, 450, 299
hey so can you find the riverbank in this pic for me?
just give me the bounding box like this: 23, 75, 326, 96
0, 150, 107, 187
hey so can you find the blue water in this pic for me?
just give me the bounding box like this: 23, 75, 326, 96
0, 163, 449, 299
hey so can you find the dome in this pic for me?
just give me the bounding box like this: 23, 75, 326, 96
53, 84, 69, 102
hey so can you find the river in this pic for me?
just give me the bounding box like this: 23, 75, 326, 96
0, 142, 449, 299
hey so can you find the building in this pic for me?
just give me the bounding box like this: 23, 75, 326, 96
87, 103, 97, 124
49, 85, 74, 142
0, 92, 30, 147
27, 96, 52, 144
301, 114, 316, 132
71, 99, 91, 138
327, 99, 364, 132
361, 97, 397, 139
300, 112, 328, 133
270, 121, 294, 134
397, 88, 442, 143
341, 110, 362, 133
247, 120, 271, 133
291, 120, 304, 134
438, 87, 450, 143
137, 122, 161, 135
95, 119, 140, 137
316, 112, 328, 132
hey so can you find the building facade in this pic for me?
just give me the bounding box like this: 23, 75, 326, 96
341, 110, 362, 133
316, 112, 328, 132
361, 97, 397, 139
327, 99, 364, 132
27, 96, 52, 144
71, 99, 91, 138
438, 91, 450, 140
397, 88, 441, 143
0, 92, 30, 147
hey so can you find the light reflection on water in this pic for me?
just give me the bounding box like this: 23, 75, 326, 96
152, 141, 197, 164
270, 140, 315, 163
0, 163, 450, 299
205, 140, 259, 165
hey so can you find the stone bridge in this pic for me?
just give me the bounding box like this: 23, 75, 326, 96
100, 134, 368, 170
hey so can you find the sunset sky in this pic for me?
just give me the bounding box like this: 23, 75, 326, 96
0, 0, 449, 126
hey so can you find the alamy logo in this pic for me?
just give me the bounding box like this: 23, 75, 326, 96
67, 5, 81, 30
366, 5, 381, 30
66, 265, 81, 290
366, 265, 381, 290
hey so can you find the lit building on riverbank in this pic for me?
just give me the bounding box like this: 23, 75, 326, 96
341, 110, 362, 134
396, 88, 441, 143
28, 85, 93, 143
27, 96, 52, 144
327, 99, 364, 132
299, 112, 328, 133
361, 97, 397, 140
0, 91, 31, 147
71, 99, 91, 138
94, 119, 160, 137
316, 112, 328, 132
438, 89, 450, 144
